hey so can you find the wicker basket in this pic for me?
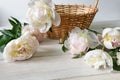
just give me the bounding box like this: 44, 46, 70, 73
47, 0, 99, 39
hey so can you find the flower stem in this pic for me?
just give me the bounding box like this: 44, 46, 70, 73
87, 28, 101, 34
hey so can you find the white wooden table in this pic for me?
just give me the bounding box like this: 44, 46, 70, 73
0, 21, 120, 80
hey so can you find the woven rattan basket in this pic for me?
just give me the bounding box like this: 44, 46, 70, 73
47, 0, 99, 39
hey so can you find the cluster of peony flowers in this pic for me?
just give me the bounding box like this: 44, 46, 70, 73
63, 27, 120, 71
3, 0, 61, 62
2, 0, 120, 72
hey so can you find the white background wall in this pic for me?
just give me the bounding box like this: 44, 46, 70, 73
0, 0, 120, 26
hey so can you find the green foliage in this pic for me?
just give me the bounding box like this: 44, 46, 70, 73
109, 48, 119, 57
72, 52, 84, 59
23, 22, 29, 26
0, 17, 24, 52
87, 28, 101, 35
72, 54, 81, 59
113, 58, 120, 71
62, 45, 68, 52
109, 48, 120, 71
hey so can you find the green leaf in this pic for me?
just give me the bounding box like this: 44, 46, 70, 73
9, 19, 18, 34
9, 17, 22, 38
0, 45, 6, 52
0, 35, 12, 47
64, 35, 68, 41
9, 19, 16, 28
72, 52, 84, 59
15, 24, 22, 38
9, 17, 22, 31
72, 54, 81, 59
87, 28, 101, 35
0, 35, 12, 53
11, 17, 22, 26
17, 32, 21, 38
0, 17, 23, 53
113, 58, 120, 71
109, 48, 120, 71
23, 22, 29, 26
109, 48, 119, 57
0, 30, 14, 38
62, 45, 68, 52
59, 35, 68, 44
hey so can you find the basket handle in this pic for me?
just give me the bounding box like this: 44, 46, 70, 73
93, 0, 99, 8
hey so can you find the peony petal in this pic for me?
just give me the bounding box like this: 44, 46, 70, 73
26, 8, 32, 22
88, 31, 99, 48
22, 25, 43, 43
39, 21, 52, 33
102, 28, 112, 38
3, 40, 16, 62
28, 0, 38, 7
104, 52, 113, 68
52, 11, 61, 26
103, 41, 115, 49
71, 27, 82, 33
64, 40, 70, 49
114, 27, 120, 31
114, 27, 120, 34
43, 0, 55, 8
51, 9, 55, 20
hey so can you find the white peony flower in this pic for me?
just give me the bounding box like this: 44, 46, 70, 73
3, 32, 39, 62
102, 27, 120, 49
27, 0, 61, 33
64, 27, 99, 57
84, 49, 113, 69
117, 52, 120, 65
22, 25, 43, 42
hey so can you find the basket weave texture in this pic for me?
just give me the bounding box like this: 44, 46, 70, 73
47, 0, 99, 39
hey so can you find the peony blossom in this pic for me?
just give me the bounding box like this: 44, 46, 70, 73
102, 27, 120, 49
22, 25, 43, 42
64, 27, 99, 57
84, 49, 113, 69
3, 32, 39, 62
27, 0, 61, 33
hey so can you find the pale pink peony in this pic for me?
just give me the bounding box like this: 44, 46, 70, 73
68, 33, 88, 55
64, 27, 99, 57
84, 49, 113, 69
27, 0, 61, 33
3, 32, 39, 62
102, 27, 120, 49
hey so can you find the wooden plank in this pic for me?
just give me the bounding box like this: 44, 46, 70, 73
0, 39, 112, 80
62, 72, 120, 80
0, 55, 112, 80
